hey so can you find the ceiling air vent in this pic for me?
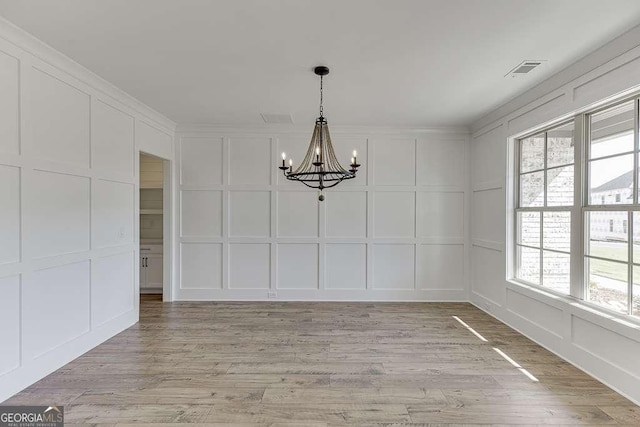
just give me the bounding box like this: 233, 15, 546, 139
261, 113, 294, 124
505, 60, 545, 78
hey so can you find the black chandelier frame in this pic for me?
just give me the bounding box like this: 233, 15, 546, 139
278, 66, 360, 200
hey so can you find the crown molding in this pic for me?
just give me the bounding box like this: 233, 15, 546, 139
176, 122, 470, 137
0, 15, 176, 132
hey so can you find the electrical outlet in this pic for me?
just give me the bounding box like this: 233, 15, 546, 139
267, 291, 277, 299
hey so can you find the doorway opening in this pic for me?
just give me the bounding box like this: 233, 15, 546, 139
139, 152, 171, 301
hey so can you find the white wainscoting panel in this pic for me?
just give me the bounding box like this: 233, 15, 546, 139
92, 179, 134, 249
471, 188, 504, 243
0, 165, 20, 265
506, 289, 563, 338
325, 243, 367, 290
373, 191, 415, 238
180, 137, 223, 186
91, 252, 134, 327
29, 171, 90, 259
471, 125, 504, 185
471, 245, 505, 306
230, 191, 271, 238
277, 192, 319, 238
28, 67, 90, 167
180, 243, 222, 289
277, 244, 318, 289
0, 275, 20, 376
325, 191, 367, 238
417, 191, 464, 238
0, 48, 19, 155
417, 137, 465, 187
417, 244, 464, 290
22, 261, 90, 360
181, 190, 223, 237
572, 316, 640, 379
229, 243, 270, 289
574, 55, 640, 106
373, 138, 415, 185
373, 244, 415, 290
91, 100, 134, 176
229, 137, 271, 185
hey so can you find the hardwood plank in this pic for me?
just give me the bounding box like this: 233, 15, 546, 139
407, 403, 617, 424
261, 387, 444, 404
1, 299, 636, 425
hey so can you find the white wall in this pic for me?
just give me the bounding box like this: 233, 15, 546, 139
175, 126, 470, 301
470, 25, 640, 404
0, 18, 175, 401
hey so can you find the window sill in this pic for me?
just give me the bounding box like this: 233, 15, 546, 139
505, 278, 640, 342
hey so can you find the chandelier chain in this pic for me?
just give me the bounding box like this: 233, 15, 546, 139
319, 75, 323, 117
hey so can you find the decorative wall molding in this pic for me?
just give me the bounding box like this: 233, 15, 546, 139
175, 130, 471, 301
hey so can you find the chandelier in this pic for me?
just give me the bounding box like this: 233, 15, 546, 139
279, 66, 360, 201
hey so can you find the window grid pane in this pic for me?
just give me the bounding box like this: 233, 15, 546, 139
587, 256, 629, 314
517, 211, 540, 247
543, 250, 570, 294
547, 122, 575, 168
588, 154, 634, 206
516, 121, 574, 295
589, 100, 635, 160
547, 165, 574, 206
586, 211, 629, 262
543, 211, 571, 252
520, 171, 544, 207
520, 134, 545, 173
517, 245, 540, 285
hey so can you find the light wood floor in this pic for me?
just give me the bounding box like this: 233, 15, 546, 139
4, 295, 639, 425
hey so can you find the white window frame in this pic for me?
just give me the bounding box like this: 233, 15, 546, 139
513, 119, 577, 294
511, 94, 640, 320
583, 97, 640, 316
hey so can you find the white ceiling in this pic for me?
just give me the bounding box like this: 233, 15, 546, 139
1, 0, 640, 127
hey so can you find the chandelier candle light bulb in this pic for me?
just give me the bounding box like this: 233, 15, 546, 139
278, 152, 289, 172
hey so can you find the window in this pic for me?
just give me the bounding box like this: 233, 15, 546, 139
586, 100, 638, 315
516, 121, 574, 294
514, 97, 640, 318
